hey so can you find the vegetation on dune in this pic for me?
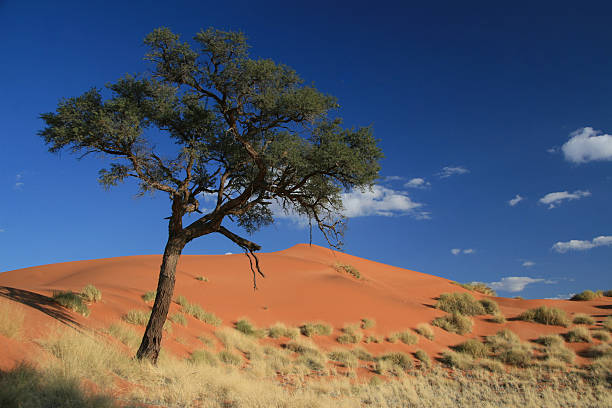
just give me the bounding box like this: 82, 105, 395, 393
571, 290, 603, 301
581, 344, 612, 359
572, 313, 595, 325
52, 291, 90, 317
415, 323, 435, 340
195, 276, 208, 282
602, 316, 612, 332
435, 292, 486, 316
336, 324, 363, 344
0, 299, 25, 339
489, 313, 506, 323
375, 352, 413, 374
175, 295, 222, 326
453, 339, 489, 358
141, 290, 156, 303
106, 322, 140, 349
484, 329, 533, 367
387, 330, 418, 345
451, 281, 497, 296
267, 322, 299, 339
169, 313, 187, 326
188, 349, 217, 366
478, 298, 500, 315
517, 306, 570, 327
431, 312, 473, 334
333, 263, 361, 279
564, 326, 592, 343
534, 334, 564, 347
603, 289, 612, 297
235, 318, 266, 338
123, 310, 172, 332
592, 330, 611, 342
300, 321, 333, 337
81, 284, 102, 303
414, 349, 430, 367
328, 349, 358, 369
360, 317, 376, 329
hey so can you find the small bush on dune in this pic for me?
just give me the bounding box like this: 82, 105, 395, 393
415, 323, 434, 340
485, 329, 520, 351
106, 322, 140, 349
432, 313, 473, 334
484, 329, 532, 367
169, 313, 187, 326
334, 263, 361, 279
564, 326, 592, 343
267, 322, 299, 339
452, 281, 497, 296
497, 344, 532, 367
602, 316, 612, 332
195, 276, 208, 282
454, 339, 489, 358
235, 318, 265, 338
572, 313, 595, 325
489, 314, 506, 323
387, 330, 418, 345
351, 347, 374, 361
174, 295, 222, 326
81, 284, 102, 303
376, 352, 413, 372
337, 324, 363, 344
534, 334, 564, 347
217, 349, 242, 366
328, 349, 358, 369
52, 291, 90, 317
479, 298, 500, 315
571, 290, 602, 301
545, 344, 575, 364
435, 292, 486, 316
364, 334, 383, 343
197, 335, 215, 348
300, 322, 333, 337
414, 349, 430, 367
517, 306, 570, 327
440, 350, 474, 370
141, 291, 156, 302
0, 299, 25, 339
122, 310, 172, 332
581, 344, 612, 359
592, 330, 611, 342
361, 318, 376, 329
189, 349, 217, 366
478, 358, 504, 372
285, 338, 320, 355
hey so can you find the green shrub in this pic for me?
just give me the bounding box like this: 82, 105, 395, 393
479, 298, 500, 315
141, 291, 156, 302
534, 334, 564, 347
169, 313, 187, 326
571, 290, 602, 301
334, 263, 360, 279
415, 323, 434, 340
592, 330, 611, 342
451, 281, 497, 296
235, 318, 265, 337
435, 292, 486, 316
189, 349, 217, 366
267, 322, 299, 339
328, 349, 358, 369
387, 330, 418, 345
52, 291, 90, 317
440, 351, 474, 370
175, 296, 222, 326
376, 352, 413, 372
351, 347, 374, 361
195, 276, 208, 282
572, 313, 595, 325
300, 322, 333, 337
517, 306, 570, 327
454, 339, 489, 358
80, 284, 102, 303
361, 317, 376, 329
431, 313, 473, 334
414, 349, 430, 367
337, 324, 363, 344
564, 326, 592, 343
218, 349, 242, 366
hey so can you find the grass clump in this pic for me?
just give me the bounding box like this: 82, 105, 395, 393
545, 344, 575, 364
300, 321, 333, 337
415, 323, 434, 340
571, 290, 602, 301
52, 291, 90, 317
351, 347, 374, 361
414, 349, 430, 367
235, 318, 265, 338
387, 330, 418, 345
334, 263, 361, 279
453, 339, 489, 358
479, 298, 500, 315
572, 313, 595, 325
361, 317, 376, 329
122, 310, 172, 332
517, 306, 570, 327
106, 322, 140, 349
534, 334, 564, 347
217, 349, 242, 366
592, 330, 611, 342
267, 322, 299, 339
582, 344, 612, 359
337, 324, 363, 344
564, 326, 592, 343
376, 352, 413, 373
175, 295, 222, 326
0, 299, 25, 339
195, 276, 208, 282
440, 350, 474, 370
604, 316, 612, 332
81, 284, 102, 303
328, 349, 358, 369
141, 291, 156, 302
364, 334, 383, 343
435, 292, 486, 316
188, 349, 217, 366
485, 329, 532, 367
452, 281, 496, 296
432, 312, 473, 334
169, 313, 187, 326
490, 314, 506, 323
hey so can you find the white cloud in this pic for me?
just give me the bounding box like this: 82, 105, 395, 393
404, 177, 431, 189
544, 293, 575, 300
561, 127, 612, 163
451, 248, 474, 255
340, 185, 425, 218
539, 190, 591, 209
522, 261, 535, 267
508, 194, 524, 206
384, 176, 404, 182
488, 276, 547, 292
438, 166, 469, 178
552, 235, 612, 253
0, 228, 4, 233
224, 252, 233, 255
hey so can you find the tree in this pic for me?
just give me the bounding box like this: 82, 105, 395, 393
39, 27, 383, 364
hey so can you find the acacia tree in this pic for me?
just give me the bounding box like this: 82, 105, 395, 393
39, 27, 382, 363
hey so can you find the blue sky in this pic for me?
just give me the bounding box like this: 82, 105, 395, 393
1, 1, 611, 298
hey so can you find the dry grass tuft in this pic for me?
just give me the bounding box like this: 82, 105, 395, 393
235, 318, 265, 338
300, 321, 333, 337
81, 284, 102, 303
432, 313, 473, 334
592, 330, 610, 342
415, 323, 435, 340
564, 326, 592, 343
453, 339, 489, 358
570, 290, 602, 301
387, 330, 418, 345
195, 276, 208, 282
175, 295, 222, 326
52, 291, 90, 317
572, 313, 594, 325
435, 292, 486, 316
0, 299, 25, 339
337, 324, 363, 344
333, 263, 361, 279
517, 306, 570, 327
169, 313, 187, 326
360, 317, 376, 329
106, 322, 140, 349
122, 310, 172, 332
414, 349, 430, 367
534, 334, 564, 347
141, 290, 156, 302
451, 281, 497, 296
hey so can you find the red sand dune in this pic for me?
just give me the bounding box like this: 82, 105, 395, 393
0, 243, 610, 370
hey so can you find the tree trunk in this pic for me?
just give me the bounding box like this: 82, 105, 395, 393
136, 235, 184, 364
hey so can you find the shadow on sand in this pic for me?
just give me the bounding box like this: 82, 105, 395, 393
0, 286, 81, 329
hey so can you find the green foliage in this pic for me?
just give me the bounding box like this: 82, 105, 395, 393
235, 318, 265, 337
435, 292, 486, 316
142, 291, 156, 302
451, 281, 497, 296
52, 291, 90, 317
360, 317, 376, 329
195, 276, 208, 282
175, 295, 222, 326
169, 313, 187, 326
189, 349, 218, 366
414, 349, 430, 367
81, 284, 102, 303
478, 298, 499, 315
431, 313, 473, 335
572, 313, 595, 325
300, 322, 333, 337
517, 306, 570, 327
415, 323, 435, 340
571, 290, 602, 301
564, 326, 592, 343
334, 263, 361, 279
387, 330, 418, 345
218, 349, 242, 366
453, 339, 489, 358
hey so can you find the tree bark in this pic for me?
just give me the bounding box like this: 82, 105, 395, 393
136, 235, 185, 363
